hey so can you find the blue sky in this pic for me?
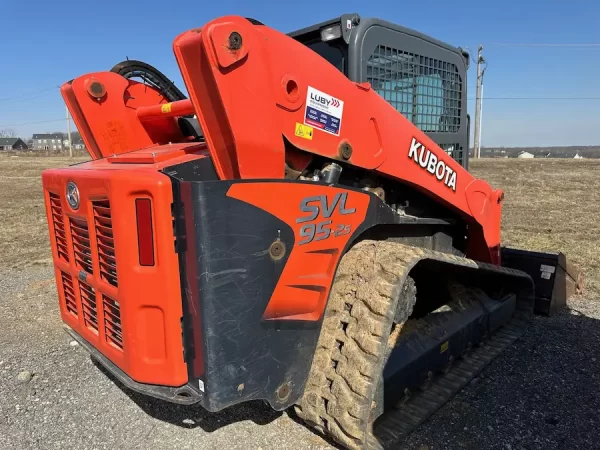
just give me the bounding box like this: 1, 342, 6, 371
1, 0, 599, 147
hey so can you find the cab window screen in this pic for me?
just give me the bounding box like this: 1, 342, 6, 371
304, 40, 346, 74
367, 45, 462, 134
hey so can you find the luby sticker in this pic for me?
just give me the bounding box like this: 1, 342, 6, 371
304, 86, 344, 136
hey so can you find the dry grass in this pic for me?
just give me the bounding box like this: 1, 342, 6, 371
0, 155, 88, 269
471, 158, 600, 298
0, 155, 597, 298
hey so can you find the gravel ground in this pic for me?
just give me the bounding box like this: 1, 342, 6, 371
1, 266, 599, 450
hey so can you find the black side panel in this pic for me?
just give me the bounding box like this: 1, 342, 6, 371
175, 179, 315, 412
163, 157, 218, 181
167, 159, 460, 412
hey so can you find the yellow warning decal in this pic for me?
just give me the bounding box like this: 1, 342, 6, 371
161, 103, 172, 114
440, 341, 449, 353
295, 122, 313, 140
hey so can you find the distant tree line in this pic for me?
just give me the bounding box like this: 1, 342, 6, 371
0, 128, 17, 138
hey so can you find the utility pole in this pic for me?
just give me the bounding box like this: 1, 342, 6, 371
66, 106, 73, 157
473, 45, 486, 159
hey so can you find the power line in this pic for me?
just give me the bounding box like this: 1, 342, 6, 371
487, 43, 600, 48
0, 91, 60, 106
468, 97, 600, 101
0, 86, 59, 104
0, 118, 64, 128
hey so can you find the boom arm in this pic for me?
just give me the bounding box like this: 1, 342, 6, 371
60, 16, 503, 264
172, 16, 503, 263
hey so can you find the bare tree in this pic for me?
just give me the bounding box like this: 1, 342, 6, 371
0, 128, 17, 138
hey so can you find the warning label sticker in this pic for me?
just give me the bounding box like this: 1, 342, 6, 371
540, 264, 556, 274
304, 86, 344, 136
540, 264, 555, 280
295, 123, 313, 140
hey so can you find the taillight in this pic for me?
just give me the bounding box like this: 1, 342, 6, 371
135, 198, 155, 266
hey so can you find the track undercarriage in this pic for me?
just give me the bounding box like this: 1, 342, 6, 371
296, 240, 534, 449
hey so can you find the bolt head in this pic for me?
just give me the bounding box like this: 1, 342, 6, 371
228, 32, 243, 50
269, 240, 285, 260
85, 78, 106, 100
277, 382, 291, 401
339, 142, 352, 160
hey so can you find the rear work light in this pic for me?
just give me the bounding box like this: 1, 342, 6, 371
320, 24, 342, 42
135, 198, 155, 266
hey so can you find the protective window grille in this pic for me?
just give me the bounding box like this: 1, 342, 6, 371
367, 45, 462, 133
439, 143, 463, 166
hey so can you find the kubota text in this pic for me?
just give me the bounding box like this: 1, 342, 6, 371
408, 137, 457, 192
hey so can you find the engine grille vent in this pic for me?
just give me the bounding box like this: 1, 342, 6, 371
79, 281, 98, 333
70, 218, 93, 275
103, 295, 123, 350
49, 193, 69, 262
92, 200, 118, 287
61, 272, 77, 317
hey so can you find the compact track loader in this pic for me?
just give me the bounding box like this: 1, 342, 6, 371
42, 14, 579, 449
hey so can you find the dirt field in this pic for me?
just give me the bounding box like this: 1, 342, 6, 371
470, 158, 600, 298
0, 155, 599, 450
1, 155, 597, 295
0, 155, 88, 270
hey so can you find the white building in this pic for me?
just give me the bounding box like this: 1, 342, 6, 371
517, 151, 535, 159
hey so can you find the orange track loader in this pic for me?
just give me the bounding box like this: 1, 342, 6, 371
41, 14, 576, 449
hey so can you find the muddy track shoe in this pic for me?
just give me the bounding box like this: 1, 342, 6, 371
295, 240, 534, 450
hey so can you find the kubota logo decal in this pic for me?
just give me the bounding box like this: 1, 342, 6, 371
408, 137, 457, 192
296, 193, 355, 245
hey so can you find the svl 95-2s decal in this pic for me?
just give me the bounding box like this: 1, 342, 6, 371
296, 193, 356, 245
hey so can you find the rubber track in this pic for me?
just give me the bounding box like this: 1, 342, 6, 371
295, 239, 533, 450
374, 316, 530, 448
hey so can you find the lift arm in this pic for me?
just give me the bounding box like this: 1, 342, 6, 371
172, 16, 503, 263
60, 16, 503, 264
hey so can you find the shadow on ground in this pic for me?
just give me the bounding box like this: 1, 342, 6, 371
396, 302, 600, 450
93, 358, 346, 448
92, 358, 282, 432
